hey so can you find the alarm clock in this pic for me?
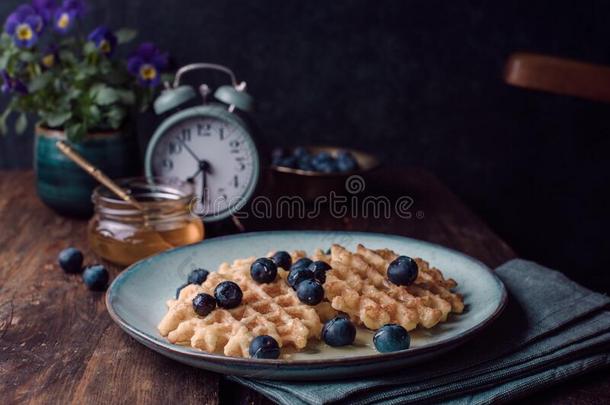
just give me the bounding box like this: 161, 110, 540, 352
144, 63, 260, 223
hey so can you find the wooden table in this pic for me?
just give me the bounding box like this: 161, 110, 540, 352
1, 169, 608, 404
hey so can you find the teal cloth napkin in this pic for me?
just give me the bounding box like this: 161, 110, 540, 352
229, 259, 610, 404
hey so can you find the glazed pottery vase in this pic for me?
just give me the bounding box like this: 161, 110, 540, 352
34, 125, 139, 217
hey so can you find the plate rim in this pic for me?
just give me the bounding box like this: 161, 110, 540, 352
106, 230, 508, 367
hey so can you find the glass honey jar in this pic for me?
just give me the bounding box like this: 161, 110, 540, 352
88, 177, 204, 266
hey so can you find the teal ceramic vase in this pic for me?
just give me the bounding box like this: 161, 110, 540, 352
34, 125, 139, 217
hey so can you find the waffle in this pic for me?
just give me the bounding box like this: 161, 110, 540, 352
324, 244, 464, 331
158, 256, 324, 358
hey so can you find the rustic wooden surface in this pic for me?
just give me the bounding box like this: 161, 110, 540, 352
1, 169, 608, 404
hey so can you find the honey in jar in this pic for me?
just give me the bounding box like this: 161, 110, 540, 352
88, 177, 204, 266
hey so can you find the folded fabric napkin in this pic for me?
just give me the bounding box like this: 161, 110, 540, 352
229, 259, 610, 404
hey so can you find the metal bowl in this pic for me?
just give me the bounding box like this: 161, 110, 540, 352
267, 146, 380, 201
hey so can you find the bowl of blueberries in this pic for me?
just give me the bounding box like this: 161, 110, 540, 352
269, 146, 380, 200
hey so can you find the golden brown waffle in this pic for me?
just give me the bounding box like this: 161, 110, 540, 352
158, 257, 324, 358
324, 244, 464, 331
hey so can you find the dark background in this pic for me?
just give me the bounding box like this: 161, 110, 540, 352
1, 1, 609, 292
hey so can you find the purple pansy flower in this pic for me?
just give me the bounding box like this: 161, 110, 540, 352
1, 70, 28, 95
41, 44, 59, 69
127, 42, 168, 87
32, 0, 57, 24
4, 5, 43, 48
88, 26, 117, 56
53, 0, 85, 34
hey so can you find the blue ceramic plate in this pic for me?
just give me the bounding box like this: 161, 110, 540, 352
106, 231, 507, 380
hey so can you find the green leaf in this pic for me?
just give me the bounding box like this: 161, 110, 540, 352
115, 28, 137, 44
116, 89, 135, 105
15, 113, 27, 134
66, 123, 86, 142
42, 111, 72, 128
0, 53, 10, 70
106, 106, 126, 129
28, 73, 52, 93
0, 107, 12, 135
83, 41, 97, 55
94, 86, 120, 105
0, 33, 12, 47
58, 50, 76, 64
88, 105, 101, 123
19, 52, 35, 63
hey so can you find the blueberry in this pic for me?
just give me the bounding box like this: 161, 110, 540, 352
313, 151, 333, 162
308, 261, 331, 284
82, 265, 109, 291
271, 147, 286, 160
249, 335, 280, 359
271, 251, 292, 271
187, 268, 209, 285
250, 258, 278, 283
322, 316, 356, 347
214, 281, 243, 309
312, 159, 338, 173
292, 147, 309, 158
176, 282, 190, 299
291, 257, 313, 271
373, 324, 411, 352
192, 293, 216, 317
336, 151, 359, 172
58, 247, 84, 274
296, 279, 324, 306
277, 156, 297, 168
287, 267, 315, 290
387, 256, 419, 286
297, 155, 315, 171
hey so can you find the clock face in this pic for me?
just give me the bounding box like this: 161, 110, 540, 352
149, 115, 258, 221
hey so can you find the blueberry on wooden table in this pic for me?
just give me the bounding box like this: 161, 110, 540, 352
214, 281, 243, 309
387, 256, 419, 286
82, 265, 109, 291
322, 316, 356, 347
249, 335, 280, 359
187, 268, 209, 284
192, 293, 216, 317
287, 267, 315, 290
271, 251, 292, 271
250, 257, 278, 283
58, 247, 83, 274
373, 324, 410, 352
296, 279, 324, 305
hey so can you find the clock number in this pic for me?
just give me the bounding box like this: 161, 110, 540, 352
161, 158, 173, 170
229, 140, 240, 154
168, 141, 182, 155
219, 127, 225, 140
197, 123, 210, 136
236, 156, 246, 171
232, 175, 239, 188
218, 188, 228, 201
179, 128, 191, 142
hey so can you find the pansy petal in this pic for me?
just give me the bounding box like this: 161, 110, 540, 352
127, 57, 143, 75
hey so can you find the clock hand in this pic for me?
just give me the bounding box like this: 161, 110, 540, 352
201, 169, 207, 203
177, 137, 202, 163
187, 167, 202, 183
198, 160, 212, 202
